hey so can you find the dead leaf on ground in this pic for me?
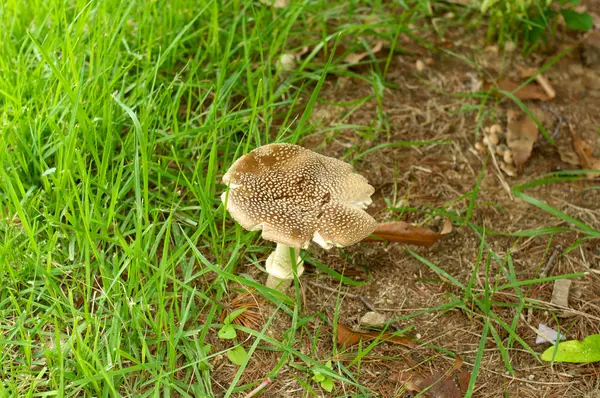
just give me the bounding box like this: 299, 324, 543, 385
569, 124, 600, 179
440, 218, 453, 235
485, 78, 551, 101
394, 356, 467, 398
517, 67, 556, 99
344, 40, 385, 64
506, 107, 545, 170
335, 322, 416, 348
362, 221, 442, 247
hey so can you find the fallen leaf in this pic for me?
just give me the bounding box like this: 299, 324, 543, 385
344, 40, 385, 64
416, 372, 462, 398
395, 356, 466, 398
569, 124, 600, 179
506, 107, 545, 170
517, 67, 556, 99
336, 322, 415, 348
362, 221, 442, 247
457, 371, 470, 392
485, 78, 551, 101
440, 218, 453, 235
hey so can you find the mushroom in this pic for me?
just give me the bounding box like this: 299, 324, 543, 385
221, 143, 377, 290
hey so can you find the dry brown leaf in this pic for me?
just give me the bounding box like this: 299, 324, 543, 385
344, 40, 385, 64
569, 124, 600, 179
485, 78, 551, 101
395, 356, 466, 398
517, 67, 556, 99
440, 218, 453, 235
336, 322, 416, 348
362, 221, 442, 247
417, 372, 462, 398
506, 107, 545, 170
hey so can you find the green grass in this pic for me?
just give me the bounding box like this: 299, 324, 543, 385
1, 0, 599, 397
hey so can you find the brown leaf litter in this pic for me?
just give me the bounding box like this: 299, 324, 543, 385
220, 290, 263, 331
506, 106, 545, 170
569, 123, 600, 179
335, 320, 415, 348
484, 78, 553, 101
393, 355, 469, 398
344, 40, 386, 64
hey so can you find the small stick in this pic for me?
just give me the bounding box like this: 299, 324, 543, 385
486, 141, 514, 201
308, 281, 376, 312
540, 246, 561, 278
534, 74, 556, 99
243, 378, 272, 398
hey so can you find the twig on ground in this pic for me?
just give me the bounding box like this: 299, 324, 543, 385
540, 246, 561, 278
485, 141, 514, 200
308, 281, 376, 311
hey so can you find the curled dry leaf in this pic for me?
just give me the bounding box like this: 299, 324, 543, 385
395, 356, 467, 398
344, 40, 385, 64
506, 107, 545, 170
485, 78, 551, 101
440, 218, 452, 235
362, 221, 442, 247
440, 218, 453, 235
569, 124, 600, 179
336, 322, 415, 348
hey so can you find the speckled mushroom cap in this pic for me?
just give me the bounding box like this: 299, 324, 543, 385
221, 143, 377, 249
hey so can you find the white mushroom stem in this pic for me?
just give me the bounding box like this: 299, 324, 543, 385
265, 243, 304, 289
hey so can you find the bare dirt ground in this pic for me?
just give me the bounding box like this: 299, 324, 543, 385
213, 12, 600, 398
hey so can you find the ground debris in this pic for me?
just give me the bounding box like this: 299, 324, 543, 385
582, 30, 600, 67
535, 323, 566, 345
393, 356, 467, 398
360, 311, 386, 327
344, 40, 386, 64
506, 106, 545, 170
335, 320, 415, 348
485, 78, 552, 101
569, 124, 600, 179
551, 279, 572, 310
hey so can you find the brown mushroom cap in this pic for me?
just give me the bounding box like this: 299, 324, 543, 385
221, 143, 377, 248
